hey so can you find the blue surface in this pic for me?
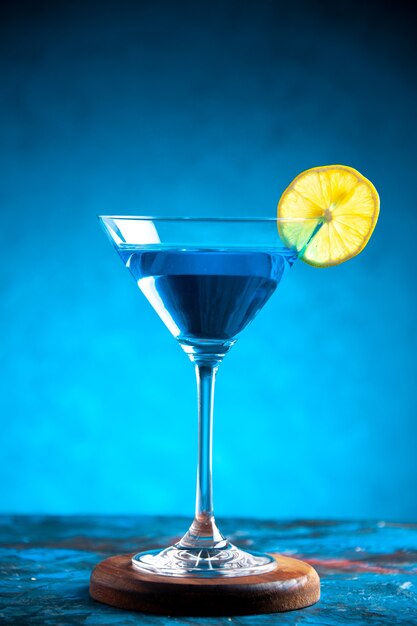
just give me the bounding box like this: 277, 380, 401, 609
1, 516, 417, 624
0, 1, 416, 520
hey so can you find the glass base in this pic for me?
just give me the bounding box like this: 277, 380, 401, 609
132, 542, 277, 578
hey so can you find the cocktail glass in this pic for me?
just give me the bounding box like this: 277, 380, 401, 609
99, 216, 316, 578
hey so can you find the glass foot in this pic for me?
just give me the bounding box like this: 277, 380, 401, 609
132, 542, 277, 578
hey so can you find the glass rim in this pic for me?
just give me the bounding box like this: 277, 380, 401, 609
98, 215, 318, 223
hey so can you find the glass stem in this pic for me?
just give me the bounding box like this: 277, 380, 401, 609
179, 362, 227, 549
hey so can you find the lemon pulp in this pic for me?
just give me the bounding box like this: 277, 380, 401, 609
278, 165, 379, 267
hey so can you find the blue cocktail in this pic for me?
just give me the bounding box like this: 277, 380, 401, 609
120, 248, 296, 360
96, 165, 379, 608
100, 216, 313, 577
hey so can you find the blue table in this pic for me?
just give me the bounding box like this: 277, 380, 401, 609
1, 516, 416, 624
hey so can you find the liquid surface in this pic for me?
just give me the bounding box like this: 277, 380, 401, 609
119, 248, 296, 344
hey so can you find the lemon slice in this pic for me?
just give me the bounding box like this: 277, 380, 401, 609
278, 165, 379, 267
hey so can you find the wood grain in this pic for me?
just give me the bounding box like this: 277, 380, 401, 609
90, 553, 320, 616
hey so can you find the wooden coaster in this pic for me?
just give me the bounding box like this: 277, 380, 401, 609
90, 553, 320, 616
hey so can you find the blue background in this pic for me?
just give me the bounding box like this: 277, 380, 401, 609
1, 0, 416, 521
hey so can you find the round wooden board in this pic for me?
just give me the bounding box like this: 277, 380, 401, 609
90, 553, 320, 616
